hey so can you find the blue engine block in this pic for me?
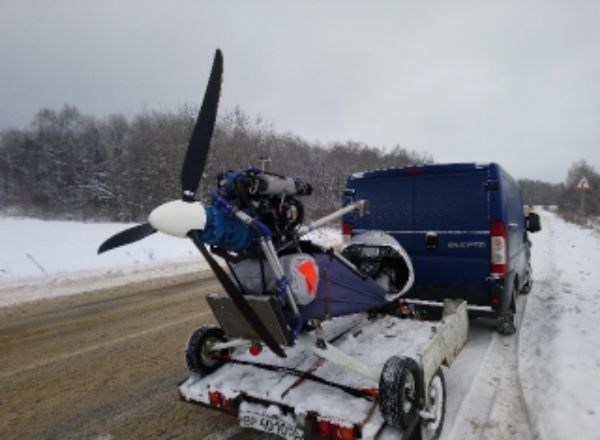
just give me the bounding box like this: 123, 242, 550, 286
201, 205, 253, 253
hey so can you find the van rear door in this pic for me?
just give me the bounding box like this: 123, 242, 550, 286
347, 174, 415, 253
412, 168, 490, 302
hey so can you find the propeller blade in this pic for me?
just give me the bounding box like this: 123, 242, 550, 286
189, 232, 287, 358
181, 49, 223, 201
98, 223, 157, 254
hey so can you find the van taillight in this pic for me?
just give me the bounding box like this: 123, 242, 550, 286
405, 167, 425, 175
342, 222, 352, 238
490, 222, 507, 274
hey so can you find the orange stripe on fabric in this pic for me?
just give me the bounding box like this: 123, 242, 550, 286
297, 260, 318, 295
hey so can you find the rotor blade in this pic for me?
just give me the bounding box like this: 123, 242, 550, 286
189, 232, 287, 358
181, 49, 223, 201
98, 223, 157, 254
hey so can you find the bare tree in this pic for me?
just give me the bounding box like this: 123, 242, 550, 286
0, 105, 433, 221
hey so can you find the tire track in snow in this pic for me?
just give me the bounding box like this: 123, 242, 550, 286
517, 208, 561, 440
515, 209, 600, 440
446, 298, 533, 440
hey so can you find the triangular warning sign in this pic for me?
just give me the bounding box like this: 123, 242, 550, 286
576, 176, 592, 190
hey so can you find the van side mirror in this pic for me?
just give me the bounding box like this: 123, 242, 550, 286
526, 212, 541, 233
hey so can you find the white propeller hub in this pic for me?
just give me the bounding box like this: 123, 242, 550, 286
149, 200, 207, 238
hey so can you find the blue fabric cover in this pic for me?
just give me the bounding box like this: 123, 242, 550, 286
298, 252, 389, 321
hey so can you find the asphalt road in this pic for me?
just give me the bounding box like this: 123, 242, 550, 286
0, 270, 533, 440
0, 271, 262, 440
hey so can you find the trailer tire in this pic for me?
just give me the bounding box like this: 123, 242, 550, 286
379, 356, 421, 430
185, 326, 228, 376
421, 369, 446, 440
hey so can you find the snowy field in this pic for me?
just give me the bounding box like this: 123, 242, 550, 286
0, 216, 341, 307
519, 209, 600, 440
0, 217, 204, 307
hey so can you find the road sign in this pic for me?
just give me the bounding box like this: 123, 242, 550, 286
576, 176, 592, 190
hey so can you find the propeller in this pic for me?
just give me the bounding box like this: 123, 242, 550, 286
97, 49, 223, 255
97, 49, 288, 357
181, 49, 223, 201
98, 223, 157, 254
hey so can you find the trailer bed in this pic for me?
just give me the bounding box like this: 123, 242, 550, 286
180, 301, 468, 439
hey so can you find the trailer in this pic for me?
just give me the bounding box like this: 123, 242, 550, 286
92, 49, 470, 439
179, 299, 468, 440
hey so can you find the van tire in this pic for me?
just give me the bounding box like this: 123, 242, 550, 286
496, 311, 516, 335
379, 356, 421, 429
520, 279, 532, 294
520, 264, 533, 294
497, 282, 517, 335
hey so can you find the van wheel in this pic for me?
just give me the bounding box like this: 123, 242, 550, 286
185, 326, 229, 375
496, 312, 516, 335
520, 278, 532, 294
379, 356, 421, 429
497, 283, 517, 335
521, 267, 533, 294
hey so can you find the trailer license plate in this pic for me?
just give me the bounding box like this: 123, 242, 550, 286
239, 408, 303, 440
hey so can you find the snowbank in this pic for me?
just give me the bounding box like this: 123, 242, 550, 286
0, 216, 342, 307
0, 216, 204, 307
0, 216, 201, 280
519, 209, 600, 440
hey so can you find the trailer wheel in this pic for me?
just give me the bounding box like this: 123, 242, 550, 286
379, 356, 421, 430
421, 369, 446, 440
185, 326, 228, 375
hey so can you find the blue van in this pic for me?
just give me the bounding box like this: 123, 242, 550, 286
342, 163, 541, 334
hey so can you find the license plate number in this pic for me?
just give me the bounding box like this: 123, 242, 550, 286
239, 409, 303, 440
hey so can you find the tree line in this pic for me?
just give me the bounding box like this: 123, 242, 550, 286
0, 105, 431, 221
518, 160, 599, 222
1, 104, 596, 224
556, 160, 599, 222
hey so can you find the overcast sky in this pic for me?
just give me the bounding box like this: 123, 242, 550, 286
1, 0, 599, 183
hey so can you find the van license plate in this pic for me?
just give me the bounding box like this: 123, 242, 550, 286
239, 408, 303, 440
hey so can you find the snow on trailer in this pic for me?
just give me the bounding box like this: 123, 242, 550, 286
179, 300, 468, 439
